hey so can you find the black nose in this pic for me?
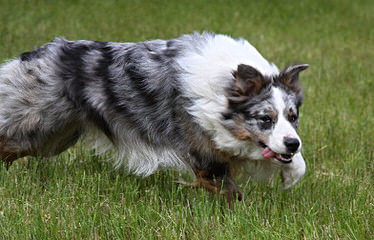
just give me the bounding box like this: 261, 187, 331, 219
284, 138, 300, 153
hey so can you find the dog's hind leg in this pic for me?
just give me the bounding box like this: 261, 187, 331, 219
0, 120, 83, 168
0, 58, 84, 166
0, 150, 27, 169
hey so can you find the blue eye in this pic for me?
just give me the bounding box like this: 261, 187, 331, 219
259, 115, 273, 130
261, 116, 272, 123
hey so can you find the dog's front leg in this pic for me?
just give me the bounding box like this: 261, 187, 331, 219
280, 152, 306, 189
189, 152, 243, 206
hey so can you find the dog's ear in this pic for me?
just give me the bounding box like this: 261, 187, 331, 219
278, 64, 308, 107
279, 64, 309, 93
229, 64, 270, 103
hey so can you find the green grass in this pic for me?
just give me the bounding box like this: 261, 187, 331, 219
0, 0, 373, 239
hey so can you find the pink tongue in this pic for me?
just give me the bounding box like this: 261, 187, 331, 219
262, 147, 276, 159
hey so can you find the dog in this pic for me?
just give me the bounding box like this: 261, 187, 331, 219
0, 32, 308, 202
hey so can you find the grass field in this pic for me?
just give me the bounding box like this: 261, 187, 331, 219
0, 0, 373, 239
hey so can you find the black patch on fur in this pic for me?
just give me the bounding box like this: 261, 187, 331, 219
20, 50, 39, 61
124, 48, 159, 107
58, 41, 114, 141
222, 112, 234, 120
164, 40, 180, 58
19, 44, 50, 62
96, 43, 127, 115
35, 77, 46, 85
26, 129, 38, 145
94, 41, 121, 109
190, 150, 228, 178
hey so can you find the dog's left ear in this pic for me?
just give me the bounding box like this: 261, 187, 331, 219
279, 64, 309, 93
279, 64, 309, 107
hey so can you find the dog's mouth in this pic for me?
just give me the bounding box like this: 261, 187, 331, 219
259, 142, 293, 164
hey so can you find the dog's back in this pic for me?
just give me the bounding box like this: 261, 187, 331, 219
0, 36, 195, 172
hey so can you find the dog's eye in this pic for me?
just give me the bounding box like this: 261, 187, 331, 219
289, 115, 298, 122
260, 116, 273, 123
259, 115, 273, 130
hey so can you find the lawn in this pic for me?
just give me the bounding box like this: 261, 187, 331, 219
0, 0, 373, 239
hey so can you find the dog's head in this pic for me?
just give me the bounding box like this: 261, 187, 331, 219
222, 63, 309, 163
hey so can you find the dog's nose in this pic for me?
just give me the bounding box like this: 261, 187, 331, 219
284, 137, 300, 153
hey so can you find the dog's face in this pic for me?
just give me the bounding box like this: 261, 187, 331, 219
222, 64, 308, 163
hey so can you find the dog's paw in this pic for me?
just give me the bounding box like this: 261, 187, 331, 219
223, 185, 243, 202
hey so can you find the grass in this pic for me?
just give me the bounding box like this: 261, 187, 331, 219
0, 0, 373, 239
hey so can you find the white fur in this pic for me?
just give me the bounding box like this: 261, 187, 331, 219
245, 152, 306, 189
86, 118, 188, 176
177, 34, 305, 188
281, 152, 306, 189
268, 87, 302, 154
177, 34, 279, 158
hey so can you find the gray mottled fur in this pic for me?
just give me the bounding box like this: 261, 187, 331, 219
0, 33, 218, 175
0, 32, 308, 201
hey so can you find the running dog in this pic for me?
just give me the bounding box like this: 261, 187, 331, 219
0, 32, 308, 202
